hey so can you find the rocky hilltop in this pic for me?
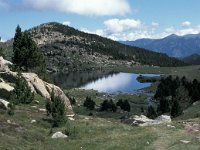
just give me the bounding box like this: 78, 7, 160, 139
27, 22, 186, 72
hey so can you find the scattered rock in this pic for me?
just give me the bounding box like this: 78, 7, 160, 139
123, 115, 171, 127
31, 106, 37, 109
34, 100, 39, 104
180, 140, 190, 144
167, 124, 176, 128
0, 99, 9, 110
51, 131, 68, 139
38, 108, 46, 112
68, 117, 75, 121
0, 82, 14, 99
7, 120, 11, 124
31, 120, 36, 123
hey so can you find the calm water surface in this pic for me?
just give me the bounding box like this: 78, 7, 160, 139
80, 72, 159, 93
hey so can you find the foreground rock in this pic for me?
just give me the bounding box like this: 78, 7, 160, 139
22, 73, 74, 115
0, 56, 12, 72
123, 115, 171, 127
0, 99, 9, 110
0, 57, 74, 115
0, 81, 14, 99
51, 132, 68, 139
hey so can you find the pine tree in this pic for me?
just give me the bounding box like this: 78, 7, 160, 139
147, 105, 157, 119
46, 91, 66, 127
171, 98, 182, 118
10, 72, 34, 105
121, 100, 131, 112
13, 25, 23, 67
158, 97, 170, 114
83, 96, 95, 110
12, 25, 47, 80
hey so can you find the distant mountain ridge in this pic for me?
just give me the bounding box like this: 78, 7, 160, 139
182, 53, 200, 65
121, 33, 200, 58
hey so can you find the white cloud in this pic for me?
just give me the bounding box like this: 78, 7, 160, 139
82, 20, 200, 41
164, 25, 200, 36
181, 21, 191, 27
22, 0, 131, 16
151, 22, 159, 28
104, 19, 141, 33
63, 21, 71, 26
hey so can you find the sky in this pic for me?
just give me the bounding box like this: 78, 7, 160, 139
0, 0, 200, 42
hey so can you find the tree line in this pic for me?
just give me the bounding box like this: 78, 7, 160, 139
148, 76, 200, 118
83, 97, 131, 113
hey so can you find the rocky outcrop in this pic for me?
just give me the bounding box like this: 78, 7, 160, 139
123, 115, 171, 127
0, 56, 12, 72
51, 131, 68, 139
22, 73, 74, 115
0, 99, 10, 109
0, 57, 74, 115
0, 81, 14, 99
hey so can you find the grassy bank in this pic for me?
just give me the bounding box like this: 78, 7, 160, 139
0, 93, 200, 150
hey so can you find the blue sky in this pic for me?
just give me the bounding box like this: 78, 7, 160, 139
0, 0, 200, 41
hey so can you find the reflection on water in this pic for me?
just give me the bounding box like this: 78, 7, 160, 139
50, 71, 159, 93
81, 73, 160, 93
49, 70, 117, 89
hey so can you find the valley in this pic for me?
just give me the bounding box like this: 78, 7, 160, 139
0, 21, 200, 150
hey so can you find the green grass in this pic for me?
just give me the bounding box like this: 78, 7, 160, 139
0, 93, 200, 150
65, 89, 149, 119
0, 98, 200, 150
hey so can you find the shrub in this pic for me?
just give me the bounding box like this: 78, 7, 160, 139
147, 105, 158, 119
83, 96, 95, 110
10, 72, 34, 105
100, 99, 117, 112
7, 103, 15, 116
171, 98, 182, 118
45, 91, 66, 127
116, 99, 131, 112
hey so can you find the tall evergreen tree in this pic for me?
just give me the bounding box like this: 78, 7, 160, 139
171, 98, 182, 118
12, 25, 47, 79
13, 25, 23, 67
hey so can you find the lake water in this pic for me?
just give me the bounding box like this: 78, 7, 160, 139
80, 73, 159, 93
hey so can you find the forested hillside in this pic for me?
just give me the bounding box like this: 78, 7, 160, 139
27, 22, 187, 72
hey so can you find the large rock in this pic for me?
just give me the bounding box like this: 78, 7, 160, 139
0, 81, 14, 99
0, 56, 12, 72
22, 73, 74, 115
123, 115, 171, 127
0, 57, 74, 115
51, 131, 68, 139
0, 98, 10, 109
0, 71, 74, 115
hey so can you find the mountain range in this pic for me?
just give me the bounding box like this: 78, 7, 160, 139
121, 33, 200, 58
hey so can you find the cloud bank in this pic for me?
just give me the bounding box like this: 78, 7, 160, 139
21, 0, 131, 16
81, 19, 200, 41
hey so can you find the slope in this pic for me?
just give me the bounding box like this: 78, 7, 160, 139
26, 22, 186, 72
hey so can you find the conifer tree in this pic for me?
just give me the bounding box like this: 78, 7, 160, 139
46, 91, 66, 127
